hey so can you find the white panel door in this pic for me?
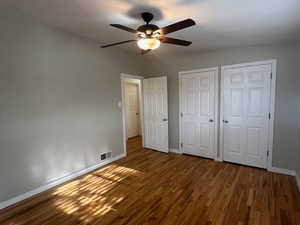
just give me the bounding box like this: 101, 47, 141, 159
222, 64, 272, 168
125, 83, 139, 138
143, 77, 169, 153
180, 69, 217, 158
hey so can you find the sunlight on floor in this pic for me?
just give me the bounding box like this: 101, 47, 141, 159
52, 164, 142, 223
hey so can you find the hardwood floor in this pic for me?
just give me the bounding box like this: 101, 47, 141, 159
1, 136, 299, 225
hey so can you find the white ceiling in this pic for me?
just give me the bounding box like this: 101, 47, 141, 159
2, 0, 300, 53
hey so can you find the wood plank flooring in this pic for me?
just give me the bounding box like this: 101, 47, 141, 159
1, 136, 299, 225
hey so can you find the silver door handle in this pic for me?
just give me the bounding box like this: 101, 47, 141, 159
209, 119, 214, 122
223, 120, 229, 123
162, 118, 168, 121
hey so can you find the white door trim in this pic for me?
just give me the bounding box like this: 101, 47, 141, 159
220, 60, 277, 170
121, 73, 144, 156
178, 67, 219, 160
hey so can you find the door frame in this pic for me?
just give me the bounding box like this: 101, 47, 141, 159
121, 73, 144, 156
219, 59, 277, 170
178, 67, 219, 160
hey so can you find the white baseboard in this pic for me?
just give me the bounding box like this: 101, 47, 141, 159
214, 158, 223, 162
0, 153, 126, 210
296, 172, 300, 193
268, 167, 296, 176
169, 148, 182, 154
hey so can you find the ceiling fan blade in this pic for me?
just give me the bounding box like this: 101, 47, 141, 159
110, 24, 138, 34
141, 49, 151, 55
101, 40, 137, 48
158, 19, 195, 35
159, 37, 192, 46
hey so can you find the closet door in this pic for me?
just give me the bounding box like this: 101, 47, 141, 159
221, 63, 272, 168
180, 68, 218, 159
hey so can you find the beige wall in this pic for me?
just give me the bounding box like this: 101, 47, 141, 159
298, 104, 300, 179
298, 143, 300, 180
143, 44, 300, 171
0, 17, 146, 202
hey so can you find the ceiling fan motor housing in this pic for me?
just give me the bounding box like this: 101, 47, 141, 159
141, 12, 154, 24
138, 12, 159, 36
137, 24, 160, 36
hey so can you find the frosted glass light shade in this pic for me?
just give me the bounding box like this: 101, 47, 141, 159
137, 38, 160, 50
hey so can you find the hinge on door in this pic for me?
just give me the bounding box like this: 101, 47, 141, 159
181, 113, 183, 118
268, 113, 271, 120
181, 142, 183, 148
270, 73, 272, 79
267, 150, 269, 157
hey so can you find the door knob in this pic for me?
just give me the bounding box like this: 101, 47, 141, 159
162, 118, 168, 121
209, 119, 214, 122
223, 120, 229, 123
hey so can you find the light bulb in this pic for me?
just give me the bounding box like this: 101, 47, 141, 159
137, 38, 160, 50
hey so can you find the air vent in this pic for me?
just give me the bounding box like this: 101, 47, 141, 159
100, 152, 112, 161
100, 153, 106, 161
107, 152, 112, 158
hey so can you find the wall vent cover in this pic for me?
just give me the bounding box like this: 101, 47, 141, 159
107, 152, 112, 158
100, 153, 106, 160
100, 152, 112, 161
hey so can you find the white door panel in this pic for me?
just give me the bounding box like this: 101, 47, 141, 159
180, 69, 217, 158
143, 77, 168, 153
125, 83, 139, 138
222, 64, 272, 168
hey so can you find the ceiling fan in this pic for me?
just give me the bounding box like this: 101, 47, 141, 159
101, 12, 196, 54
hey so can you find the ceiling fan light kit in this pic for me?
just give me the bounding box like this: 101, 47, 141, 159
137, 38, 160, 50
101, 12, 196, 54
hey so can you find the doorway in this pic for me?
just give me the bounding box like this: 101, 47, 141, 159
121, 74, 144, 156
121, 74, 169, 156
124, 81, 142, 139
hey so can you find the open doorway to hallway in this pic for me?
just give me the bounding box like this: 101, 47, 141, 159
126, 136, 143, 155
121, 74, 169, 156
124, 79, 142, 140
121, 74, 144, 156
